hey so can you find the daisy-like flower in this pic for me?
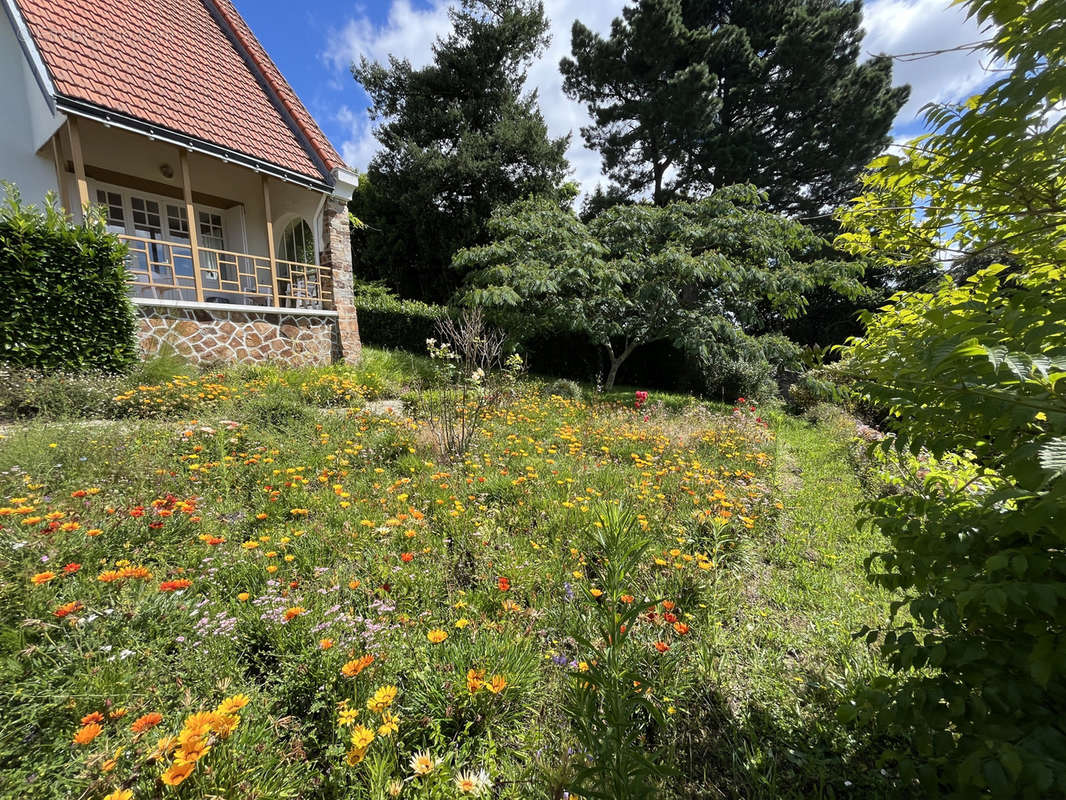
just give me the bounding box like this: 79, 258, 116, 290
216, 694, 250, 715
366, 685, 397, 713
377, 710, 400, 737
283, 606, 305, 621
466, 668, 485, 693
455, 767, 490, 794
341, 654, 374, 677
426, 629, 448, 644
410, 749, 437, 776
349, 724, 375, 751
485, 674, 508, 695
130, 712, 163, 733
161, 760, 195, 786
73, 722, 103, 745
103, 790, 133, 800
338, 706, 359, 727
31, 571, 56, 585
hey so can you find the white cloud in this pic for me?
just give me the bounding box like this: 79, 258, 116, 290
323, 0, 992, 197
862, 0, 991, 130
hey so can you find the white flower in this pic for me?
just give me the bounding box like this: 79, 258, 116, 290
454, 767, 490, 794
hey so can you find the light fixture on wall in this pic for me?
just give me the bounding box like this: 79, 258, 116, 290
160, 163, 174, 179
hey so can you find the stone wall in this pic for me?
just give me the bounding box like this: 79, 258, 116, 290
136, 303, 336, 366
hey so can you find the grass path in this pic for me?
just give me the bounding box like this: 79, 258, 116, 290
679, 408, 897, 798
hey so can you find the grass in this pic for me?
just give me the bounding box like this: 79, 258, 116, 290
0, 361, 901, 799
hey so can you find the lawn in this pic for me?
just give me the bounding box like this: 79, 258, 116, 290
0, 353, 897, 799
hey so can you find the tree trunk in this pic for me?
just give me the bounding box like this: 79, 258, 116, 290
602, 340, 639, 392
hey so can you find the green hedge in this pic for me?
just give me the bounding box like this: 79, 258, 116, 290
355, 284, 448, 352
0, 185, 137, 373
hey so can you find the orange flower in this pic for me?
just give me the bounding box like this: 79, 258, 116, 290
73, 722, 103, 745
662, 601, 676, 610
341, 654, 375, 677
283, 606, 306, 621
62, 562, 82, 574
400, 552, 414, 563
161, 760, 195, 786
654, 641, 670, 653
673, 622, 690, 635
497, 576, 511, 592
427, 629, 448, 644
466, 668, 485, 693
485, 674, 508, 694
54, 600, 83, 618
320, 638, 334, 650
159, 579, 191, 592
131, 712, 163, 733
31, 571, 56, 585
620, 594, 635, 604
81, 711, 105, 725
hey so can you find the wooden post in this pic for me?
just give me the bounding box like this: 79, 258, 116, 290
180, 150, 204, 302
262, 175, 281, 306
50, 133, 71, 215
67, 117, 89, 214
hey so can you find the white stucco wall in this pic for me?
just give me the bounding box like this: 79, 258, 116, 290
0, 9, 63, 205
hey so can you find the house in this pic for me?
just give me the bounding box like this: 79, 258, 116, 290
0, 0, 361, 365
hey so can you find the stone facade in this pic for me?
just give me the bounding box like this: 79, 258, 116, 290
321, 197, 361, 364
136, 304, 336, 366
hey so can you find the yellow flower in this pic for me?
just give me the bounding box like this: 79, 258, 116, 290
455, 618, 470, 628
216, 694, 250, 715
101, 747, 123, 772
103, 790, 133, 800
338, 707, 359, 727
410, 749, 437, 776
377, 711, 400, 737
349, 724, 375, 751
237, 592, 250, 602
367, 685, 398, 713
426, 629, 448, 644
485, 674, 508, 694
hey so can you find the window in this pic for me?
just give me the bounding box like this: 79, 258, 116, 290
279, 218, 315, 264
96, 190, 125, 234
166, 204, 190, 242
130, 195, 163, 239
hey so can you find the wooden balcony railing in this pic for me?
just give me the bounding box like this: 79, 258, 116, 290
119, 234, 335, 311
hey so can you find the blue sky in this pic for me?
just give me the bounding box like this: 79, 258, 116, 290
234, 0, 992, 197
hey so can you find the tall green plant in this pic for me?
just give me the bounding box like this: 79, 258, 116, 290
835, 0, 1066, 794
564, 504, 673, 799
0, 185, 137, 373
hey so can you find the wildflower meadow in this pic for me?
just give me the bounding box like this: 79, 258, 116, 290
0, 354, 894, 799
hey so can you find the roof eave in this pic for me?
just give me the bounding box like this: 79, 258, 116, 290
55, 95, 335, 194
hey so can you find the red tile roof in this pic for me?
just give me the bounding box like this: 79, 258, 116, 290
13, 0, 346, 185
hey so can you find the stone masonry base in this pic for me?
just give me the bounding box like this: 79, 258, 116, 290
136, 304, 339, 367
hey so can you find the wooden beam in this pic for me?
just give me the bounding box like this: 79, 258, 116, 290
180, 150, 205, 303
67, 117, 90, 213
50, 133, 71, 215
262, 175, 281, 305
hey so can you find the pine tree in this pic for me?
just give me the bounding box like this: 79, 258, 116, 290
561, 0, 909, 215
351, 0, 571, 302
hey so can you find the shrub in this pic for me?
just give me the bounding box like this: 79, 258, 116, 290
240, 394, 311, 429
0, 368, 122, 421
354, 282, 449, 353
0, 185, 137, 373
544, 379, 583, 401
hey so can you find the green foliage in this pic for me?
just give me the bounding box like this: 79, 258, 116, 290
350, 0, 572, 302
0, 368, 124, 422
543, 378, 583, 401
561, 0, 908, 214
354, 283, 449, 353
565, 504, 674, 798
0, 185, 137, 373
835, 1, 1066, 793
457, 185, 863, 392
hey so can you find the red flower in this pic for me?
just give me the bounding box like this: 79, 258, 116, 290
159, 579, 191, 592
62, 563, 81, 574
400, 552, 414, 563
129, 507, 145, 518
497, 576, 511, 592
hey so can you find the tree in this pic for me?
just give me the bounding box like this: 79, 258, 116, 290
351, 0, 571, 303
456, 185, 862, 392
833, 0, 1066, 793
561, 0, 909, 215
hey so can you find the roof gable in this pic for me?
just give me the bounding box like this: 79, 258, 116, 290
12, 0, 345, 185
